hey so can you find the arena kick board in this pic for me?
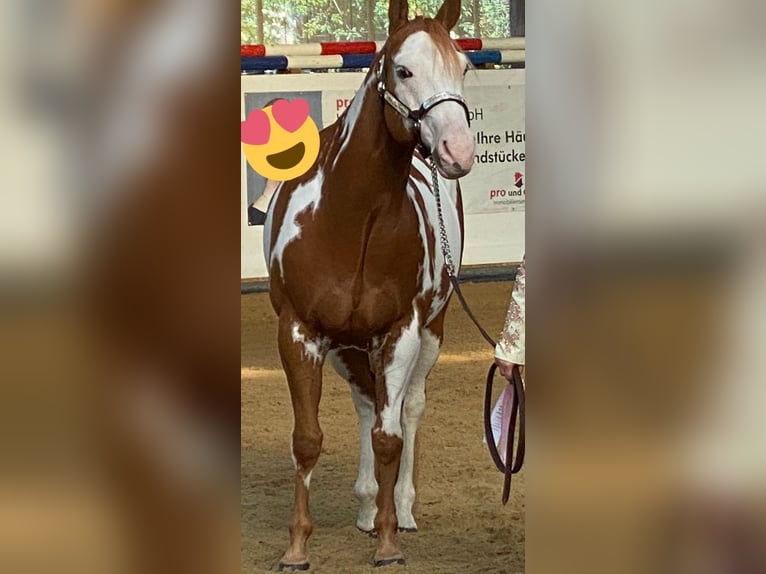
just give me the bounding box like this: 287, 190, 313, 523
241, 68, 525, 280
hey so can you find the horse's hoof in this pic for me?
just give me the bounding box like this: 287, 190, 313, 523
357, 526, 377, 538
373, 557, 406, 567
398, 526, 417, 533
277, 562, 309, 571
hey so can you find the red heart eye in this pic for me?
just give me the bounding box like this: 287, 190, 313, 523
241, 109, 271, 145
271, 99, 310, 133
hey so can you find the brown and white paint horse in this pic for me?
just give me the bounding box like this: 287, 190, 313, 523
264, 0, 475, 568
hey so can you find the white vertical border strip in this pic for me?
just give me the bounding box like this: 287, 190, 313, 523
241, 69, 525, 280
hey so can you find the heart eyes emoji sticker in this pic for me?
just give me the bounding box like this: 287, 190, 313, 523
241, 98, 320, 181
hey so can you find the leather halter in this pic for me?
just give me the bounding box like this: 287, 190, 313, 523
376, 54, 471, 159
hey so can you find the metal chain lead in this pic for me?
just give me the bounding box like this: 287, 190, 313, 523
427, 157, 456, 278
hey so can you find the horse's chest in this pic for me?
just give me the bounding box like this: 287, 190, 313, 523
306, 221, 427, 336
267, 172, 453, 337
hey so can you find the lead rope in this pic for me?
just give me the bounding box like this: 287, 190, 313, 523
427, 156, 495, 347
427, 157, 525, 505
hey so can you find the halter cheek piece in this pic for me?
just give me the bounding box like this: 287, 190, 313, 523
376, 54, 471, 159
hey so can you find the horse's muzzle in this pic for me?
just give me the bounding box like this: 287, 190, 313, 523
433, 151, 472, 179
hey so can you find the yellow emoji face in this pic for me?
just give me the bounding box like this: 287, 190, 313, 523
241, 98, 320, 181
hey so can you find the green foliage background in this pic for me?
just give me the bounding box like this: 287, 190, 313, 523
242, 0, 511, 44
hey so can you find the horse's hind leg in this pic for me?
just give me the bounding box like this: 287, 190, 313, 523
276, 308, 327, 571
395, 315, 444, 532
329, 349, 378, 533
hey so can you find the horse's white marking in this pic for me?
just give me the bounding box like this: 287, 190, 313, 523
350, 383, 378, 531
408, 156, 462, 323
392, 31, 473, 170
291, 322, 327, 364
393, 32, 460, 109
289, 435, 298, 469
392, 32, 467, 138
395, 328, 440, 530
290, 435, 316, 490
291, 434, 311, 486
266, 170, 325, 275
333, 75, 373, 171
378, 309, 422, 438
407, 182, 435, 298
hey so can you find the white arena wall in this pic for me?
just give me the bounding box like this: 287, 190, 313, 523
241, 69, 525, 280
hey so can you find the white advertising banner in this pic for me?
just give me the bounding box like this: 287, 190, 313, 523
241, 69, 524, 280
460, 80, 526, 214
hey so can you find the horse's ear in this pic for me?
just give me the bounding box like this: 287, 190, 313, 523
388, 0, 409, 35
434, 0, 461, 31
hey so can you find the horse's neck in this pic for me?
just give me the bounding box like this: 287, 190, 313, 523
325, 76, 415, 207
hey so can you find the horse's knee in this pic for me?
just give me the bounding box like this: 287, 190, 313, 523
372, 431, 403, 466
292, 428, 323, 471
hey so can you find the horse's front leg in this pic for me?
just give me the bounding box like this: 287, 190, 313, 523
328, 348, 378, 534
276, 308, 328, 571
395, 320, 443, 532
370, 311, 422, 566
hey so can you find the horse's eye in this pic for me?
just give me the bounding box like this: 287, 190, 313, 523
395, 66, 412, 80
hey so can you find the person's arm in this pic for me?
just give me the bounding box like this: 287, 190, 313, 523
495, 257, 525, 379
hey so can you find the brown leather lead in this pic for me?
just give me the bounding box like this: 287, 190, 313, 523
449, 275, 525, 504
449, 276, 497, 348
483, 363, 525, 504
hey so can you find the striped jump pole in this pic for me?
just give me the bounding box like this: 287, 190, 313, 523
241, 38, 525, 72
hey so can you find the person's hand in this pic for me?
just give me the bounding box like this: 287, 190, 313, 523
495, 358, 524, 383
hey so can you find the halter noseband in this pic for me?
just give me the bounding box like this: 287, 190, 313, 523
376, 54, 471, 158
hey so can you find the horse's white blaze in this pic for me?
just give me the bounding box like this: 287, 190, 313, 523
265, 170, 325, 274
393, 32, 461, 107
303, 470, 313, 489
378, 309, 422, 438
392, 31, 471, 159
291, 322, 328, 364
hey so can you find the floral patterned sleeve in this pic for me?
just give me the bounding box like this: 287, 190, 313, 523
495, 256, 525, 365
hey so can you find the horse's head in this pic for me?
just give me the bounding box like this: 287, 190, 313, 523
378, 0, 475, 179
